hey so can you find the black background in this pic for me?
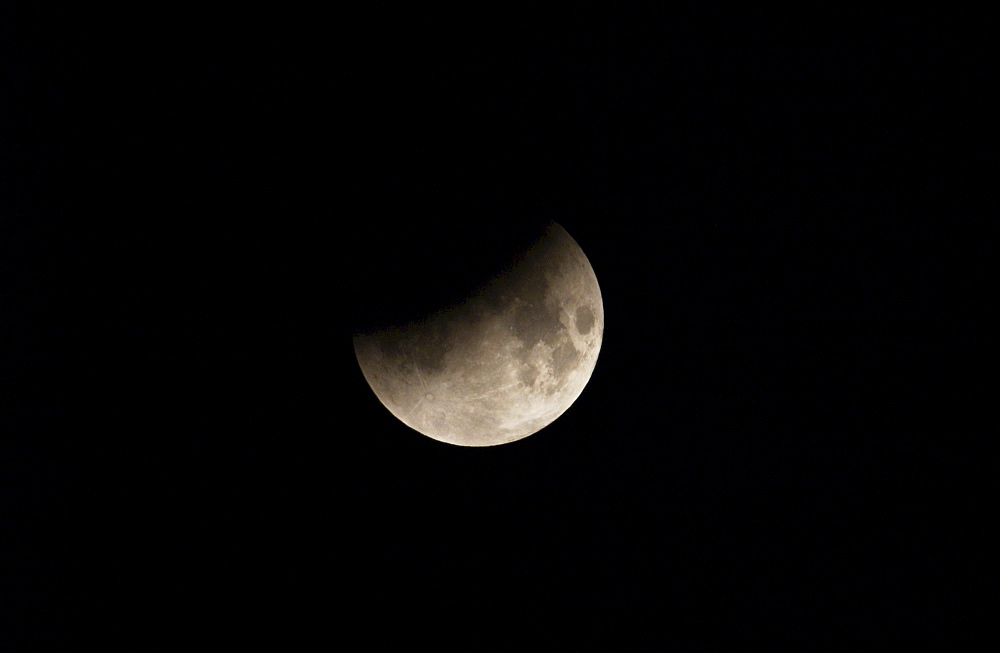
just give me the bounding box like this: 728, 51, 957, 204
1, 5, 990, 649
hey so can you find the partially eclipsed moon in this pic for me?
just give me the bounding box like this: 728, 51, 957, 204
353, 222, 603, 447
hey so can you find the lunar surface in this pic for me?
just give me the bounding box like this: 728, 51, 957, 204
353, 222, 604, 447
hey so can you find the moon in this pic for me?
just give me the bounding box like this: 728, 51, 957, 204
353, 222, 604, 447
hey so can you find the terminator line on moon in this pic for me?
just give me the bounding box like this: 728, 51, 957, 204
353, 222, 604, 447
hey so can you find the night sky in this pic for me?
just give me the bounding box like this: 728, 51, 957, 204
1, 6, 989, 649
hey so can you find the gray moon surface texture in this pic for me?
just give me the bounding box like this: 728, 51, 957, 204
353, 222, 604, 447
